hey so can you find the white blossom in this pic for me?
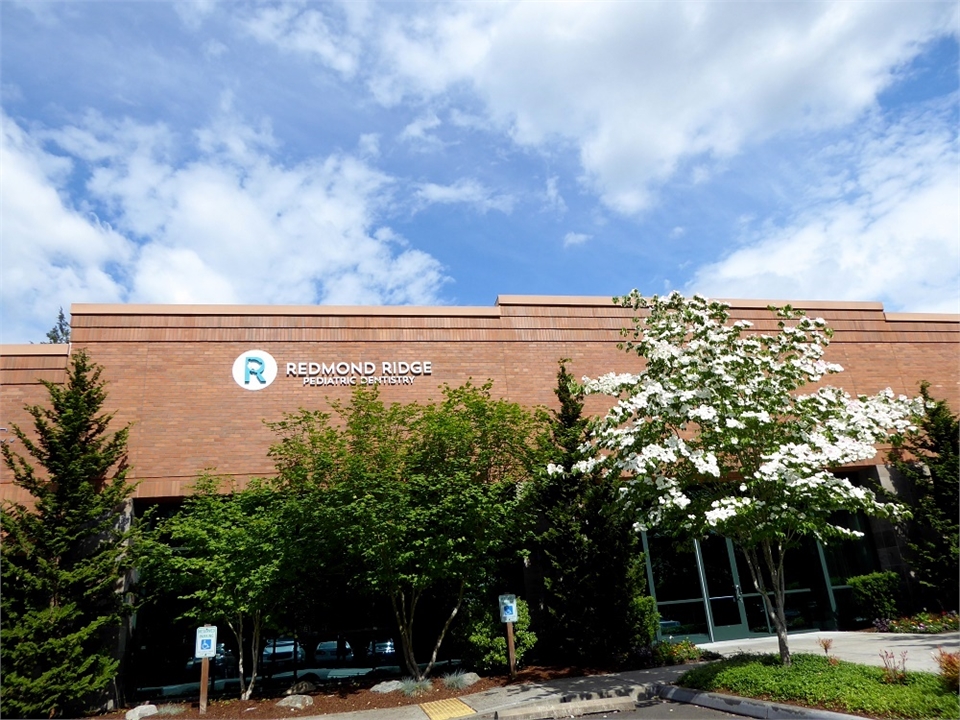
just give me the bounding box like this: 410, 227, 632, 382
583, 291, 914, 550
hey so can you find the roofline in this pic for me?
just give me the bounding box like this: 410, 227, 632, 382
0, 344, 70, 356
70, 303, 501, 318
65, 298, 960, 322
496, 295, 887, 310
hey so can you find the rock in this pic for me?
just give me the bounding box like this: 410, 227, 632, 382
461, 672, 481, 687
277, 695, 314, 709
125, 705, 158, 720
371, 679, 404, 694
285, 680, 317, 695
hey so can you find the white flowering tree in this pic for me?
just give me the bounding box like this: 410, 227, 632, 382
578, 292, 921, 665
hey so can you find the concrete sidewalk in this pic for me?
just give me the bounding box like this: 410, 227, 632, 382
299, 631, 959, 720
700, 630, 960, 673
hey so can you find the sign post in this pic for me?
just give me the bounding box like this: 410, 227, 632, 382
498, 594, 518, 678
195, 625, 217, 714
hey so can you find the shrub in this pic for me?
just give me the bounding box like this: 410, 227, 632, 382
848, 571, 900, 621
631, 595, 660, 651
464, 597, 537, 673
879, 650, 908, 684
654, 639, 703, 665
933, 647, 959, 692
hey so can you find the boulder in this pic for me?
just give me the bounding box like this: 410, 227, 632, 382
277, 694, 314, 709
371, 679, 404, 694
125, 705, 158, 720
461, 672, 481, 687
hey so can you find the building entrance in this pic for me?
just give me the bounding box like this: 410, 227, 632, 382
644, 532, 836, 643
699, 536, 750, 640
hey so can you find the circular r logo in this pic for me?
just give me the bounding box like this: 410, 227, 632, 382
232, 350, 278, 390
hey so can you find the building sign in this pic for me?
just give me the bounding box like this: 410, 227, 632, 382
287, 360, 432, 387
232, 350, 278, 391
232, 350, 431, 390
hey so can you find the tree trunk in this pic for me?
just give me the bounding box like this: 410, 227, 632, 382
392, 588, 422, 679
740, 542, 791, 666
243, 612, 262, 701
761, 539, 791, 667
422, 580, 465, 679
227, 617, 248, 699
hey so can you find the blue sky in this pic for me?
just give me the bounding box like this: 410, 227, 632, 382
2, 1, 958, 344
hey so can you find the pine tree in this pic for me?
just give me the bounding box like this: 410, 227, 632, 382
889, 383, 959, 611
530, 360, 652, 665
43, 306, 71, 344
1, 351, 136, 718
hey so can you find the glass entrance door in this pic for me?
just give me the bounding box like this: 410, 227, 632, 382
698, 536, 750, 641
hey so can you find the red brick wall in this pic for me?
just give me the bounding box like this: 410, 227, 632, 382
2, 297, 957, 501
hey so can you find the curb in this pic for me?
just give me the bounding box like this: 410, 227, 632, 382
494, 695, 637, 720
657, 686, 866, 720
477, 682, 868, 720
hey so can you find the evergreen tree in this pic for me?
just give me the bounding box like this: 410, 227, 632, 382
44, 306, 71, 344
1, 351, 136, 718
889, 383, 959, 611
529, 360, 653, 666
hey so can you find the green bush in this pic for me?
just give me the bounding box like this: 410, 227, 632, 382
464, 597, 537, 673
848, 571, 900, 620
679, 653, 959, 719
631, 595, 660, 651
654, 639, 704, 665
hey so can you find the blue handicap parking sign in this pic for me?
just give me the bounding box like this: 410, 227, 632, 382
201, 639, 212, 650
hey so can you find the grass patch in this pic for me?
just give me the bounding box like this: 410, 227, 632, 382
399, 677, 433, 697
678, 653, 960, 720
441, 670, 470, 690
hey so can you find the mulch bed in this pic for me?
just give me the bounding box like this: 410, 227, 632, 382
99, 666, 602, 720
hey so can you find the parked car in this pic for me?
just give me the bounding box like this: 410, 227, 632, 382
185, 642, 237, 678
260, 638, 305, 670
367, 638, 396, 665
315, 638, 354, 664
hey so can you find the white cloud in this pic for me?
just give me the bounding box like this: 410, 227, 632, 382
0, 113, 131, 344
688, 103, 960, 313
366, 1, 957, 215
174, 0, 219, 31
0, 110, 449, 342
241, 2, 364, 77
544, 176, 567, 214
414, 178, 514, 214
399, 112, 442, 146
357, 133, 380, 158
563, 232, 591, 248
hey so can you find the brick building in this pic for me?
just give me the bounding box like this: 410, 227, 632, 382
2, 295, 957, 641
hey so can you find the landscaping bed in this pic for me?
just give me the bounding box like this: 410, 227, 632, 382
679, 653, 960, 720
100, 665, 601, 720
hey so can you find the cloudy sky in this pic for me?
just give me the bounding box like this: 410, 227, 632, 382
2, 1, 958, 344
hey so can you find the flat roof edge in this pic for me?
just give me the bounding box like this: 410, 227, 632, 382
70, 303, 501, 318
885, 312, 960, 323
0, 344, 70, 357
495, 295, 887, 311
